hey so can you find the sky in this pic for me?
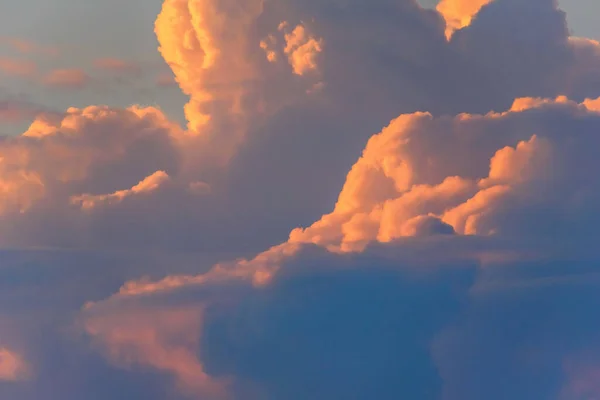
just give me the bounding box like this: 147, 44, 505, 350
2, 0, 600, 399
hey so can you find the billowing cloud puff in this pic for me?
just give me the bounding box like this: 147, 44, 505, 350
281, 23, 323, 76
0, 105, 181, 247
0, 0, 600, 255
286, 96, 600, 252
154, 0, 265, 138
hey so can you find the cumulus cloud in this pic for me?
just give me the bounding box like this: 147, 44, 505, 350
280, 23, 324, 76
1, 0, 600, 255
2, 1, 600, 398
78, 93, 600, 399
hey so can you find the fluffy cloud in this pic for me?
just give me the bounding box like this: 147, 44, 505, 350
1, 0, 599, 255
2, 0, 600, 398
280, 23, 323, 76
77, 92, 600, 399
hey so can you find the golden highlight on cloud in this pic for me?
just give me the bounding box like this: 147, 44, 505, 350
154, 0, 265, 138
437, 0, 494, 39
281, 23, 324, 76
71, 171, 170, 210
0, 348, 29, 382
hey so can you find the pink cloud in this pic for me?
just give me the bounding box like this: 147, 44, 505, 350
42, 68, 90, 89
0, 347, 29, 382
0, 57, 36, 77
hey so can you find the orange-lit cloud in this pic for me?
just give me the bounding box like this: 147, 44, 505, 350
0, 57, 36, 77
42, 68, 90, 89
71, 171, 170, 210
260, 34, 279, 63
97, 94, 600, 303
436, 0, 494, 39
280, 23, 323, 76
84, 306, 227, 397
0, 348, 29, 382
0, 0, 598, 397
0, 105, 180, 221
154, 0, 265, 138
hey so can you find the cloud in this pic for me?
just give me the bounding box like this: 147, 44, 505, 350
0, 105, 182, 247
1, 0, 600, 256
79, 93, 600, 399
436, 0, 494, 39
0, 348, 29, 382
42, 69, 90, 89
85, 306, 227, 398
0, 57, 36, 77
2, 1, 600, 397
71, 171, 171, 210
280, 23, 324, 76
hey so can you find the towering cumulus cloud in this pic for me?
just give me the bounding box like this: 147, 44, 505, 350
155, 0, 264, 137
83, 95, 600, 399
3, 0, 600, 399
